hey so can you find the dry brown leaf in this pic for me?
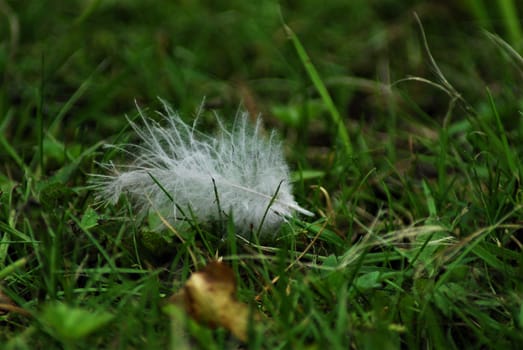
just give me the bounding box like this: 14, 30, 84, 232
0, 288, 31, 317
0, 289, 13, 315
169, 260, 255, 342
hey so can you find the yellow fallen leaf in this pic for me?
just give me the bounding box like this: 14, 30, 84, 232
169, 260, 255, 342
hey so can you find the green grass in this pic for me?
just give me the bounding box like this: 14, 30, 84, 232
1, 1, 523, 349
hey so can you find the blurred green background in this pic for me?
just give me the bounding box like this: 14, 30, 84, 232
3, 0, 522, 145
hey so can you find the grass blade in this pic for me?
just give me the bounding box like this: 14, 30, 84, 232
283, 23, 353, 158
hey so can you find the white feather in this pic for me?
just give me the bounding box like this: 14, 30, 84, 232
91, 101, 313, 237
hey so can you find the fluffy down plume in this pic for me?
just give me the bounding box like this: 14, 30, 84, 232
92, 102, 313, 237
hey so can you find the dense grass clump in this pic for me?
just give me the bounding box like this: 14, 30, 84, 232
1, 1, 523, 349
